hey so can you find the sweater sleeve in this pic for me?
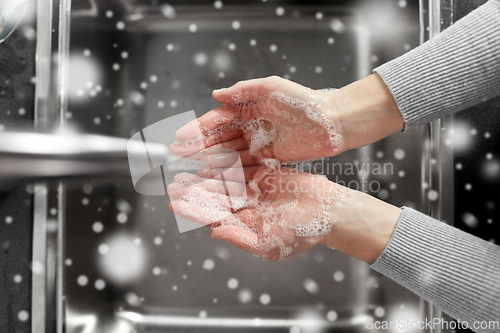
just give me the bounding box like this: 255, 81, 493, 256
374, 0, 500, 131
370, 207, 500, 332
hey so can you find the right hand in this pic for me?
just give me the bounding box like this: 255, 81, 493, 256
170, 76, 347, 165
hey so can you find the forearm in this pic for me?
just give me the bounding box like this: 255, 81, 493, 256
375, 0, 500, 130
320, 188, 402, 264
371, 208, 500, 331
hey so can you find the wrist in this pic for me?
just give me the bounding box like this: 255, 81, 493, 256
320, 189, 402, 264
326, 74, 404, 151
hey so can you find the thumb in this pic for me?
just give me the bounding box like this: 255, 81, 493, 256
212, 77, 280, 104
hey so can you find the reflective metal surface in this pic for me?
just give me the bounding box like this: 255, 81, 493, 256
0, 132, 166, 184
22, 0, 457, 332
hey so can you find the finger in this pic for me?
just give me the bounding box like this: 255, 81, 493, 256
212, 77, 281, 104
210, 225, 268, 257
210, 136, 248, 151
170, 173, 246, 196
203, 127, 242, 148
174, 105, 241, 142
198, 150, 257, 168
196, 165, 262, 182
170, 200, 234, 226
170, 127, 244, 157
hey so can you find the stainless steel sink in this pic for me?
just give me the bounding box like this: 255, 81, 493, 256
23, 1, 455, 332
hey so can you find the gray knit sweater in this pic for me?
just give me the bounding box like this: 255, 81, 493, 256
371, 1, 500, 332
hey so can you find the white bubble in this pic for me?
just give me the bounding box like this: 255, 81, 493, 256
269, 44, 278, 52
465, 183, 472, 191
375, 306, 385, 318
95, 279, 106, 290
227, 278, 239, 289
18, 108, 26, 116
112, 63, 120, 71
105, 10, 113, 18
189, 23, 198, 33
289, 66, 296, 73
94, 117, 101, 125
250, 39, 257, 46
215, 247, 230, 260
330, 18, 345, 33
485, 132, 491, 138
303, 278, 319, 294
125, 292, 141, 307
199, 310, 208, 318
483, 160, 500, 180
214, 1, 223, 9
160, 4, 176, 18
259, 293, 271, 305
150, 75, 158, 83
77, 275, 88, 286
333, 270, 344, 282
398, 0, 407, 8
117, 213, 128, 223
427, 190, 438, 201
5, 216, 13, 224
153, 267, 162, 275
232, 21, 241, 30
14, 274, 22, 283
326, 310, 338, 321
32, 261, 44, 275
82, 198, 89, 205
398, 170, 405, 177
462, 212, 478, 228
394, 149, 405, 160
202, 259, 215, 270
194, 52, 208, 66
327, 37, 335, 44
83, 49, 91, 57
228, 43, 236, 51
154, 237, 163, 245
404, 43, 411, 51
65, 258, 73, 266
98, 244, 109, 255
18, 310, 29, 321
82, 183, 93, 194
166, 43, 174, 51
92, 222, 104, 233
456, 163, 463, 170
157, 101, 165, 108
116, 21, 125, 30
99, 234, 148, 285
316, 12, 323, 20
378, 189, 389, 200
486, 153, 493, 160
276, 7, 285, 16
170, 100, 178, 108
238, 289, 253, 303
314, 66, 323, 74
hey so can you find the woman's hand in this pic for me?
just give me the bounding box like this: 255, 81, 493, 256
167, 164, 402, 264
170, 76, 345, 166
170, 74, 404, 166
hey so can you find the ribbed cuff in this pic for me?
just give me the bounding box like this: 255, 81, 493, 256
374, 0, 500, 131
370, 207, 500, 332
